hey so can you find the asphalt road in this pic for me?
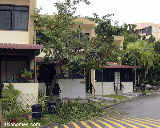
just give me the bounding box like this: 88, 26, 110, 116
114, 94, 160, 119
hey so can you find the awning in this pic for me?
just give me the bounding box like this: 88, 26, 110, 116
0, 43, 43, 50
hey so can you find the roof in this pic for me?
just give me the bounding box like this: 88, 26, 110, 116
136, 23, 153, 29
0, 43, 43, 50
104, 65, 140, 69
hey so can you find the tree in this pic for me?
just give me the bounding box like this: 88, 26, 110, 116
146, 35, 156, 43
33, 0, 120, 86
119, 24, 140, 49
122, 40, 160, 82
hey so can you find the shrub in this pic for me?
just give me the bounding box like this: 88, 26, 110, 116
1, 83, 22, 120
38, 90, 48, 112
45, 102, 103, 124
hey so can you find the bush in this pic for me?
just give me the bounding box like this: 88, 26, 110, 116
1, 83, 22, 120
38, 90, 48, 112
41, 101, 103, 124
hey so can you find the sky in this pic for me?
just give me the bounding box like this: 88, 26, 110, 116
37, 0, 160, 25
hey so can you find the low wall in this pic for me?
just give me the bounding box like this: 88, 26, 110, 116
59, 79, 86, 99
94, 82, 115, 95
93, 82, 133, 96
3, 83, 46, 108
121, 82, 133, 93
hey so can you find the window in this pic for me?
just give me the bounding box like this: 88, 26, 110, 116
95, 69, 114, 82
0, 5, 29, 30
120, 69, 133, 82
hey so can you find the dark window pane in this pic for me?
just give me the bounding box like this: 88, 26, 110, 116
120, 69, 133, 82
103, 69, 114, 82
13, 11, 29, 30
0, 5, 12, 10
95, 70, 102, 82
0, 11, 11, 30
14, 6, 29, 11
95, 69, 114, 82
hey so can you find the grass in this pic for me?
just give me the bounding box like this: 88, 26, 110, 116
104, 94, 128, 101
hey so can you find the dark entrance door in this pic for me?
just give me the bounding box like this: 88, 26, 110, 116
37, 63, 57, 96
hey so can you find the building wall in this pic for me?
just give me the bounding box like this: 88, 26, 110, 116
94, 82, 133, 95
114, 36, 124, 50
0, 31, 29, 44
94, 82, 115, 95
59, 79, 86, 99
74, 17, 96, 37
3, 83, 46, 108
0, 0, 36, 44
136, 23, 160, 41
121, 82, 133, 93
28, 0, 36, 44
91, 70, 133, 95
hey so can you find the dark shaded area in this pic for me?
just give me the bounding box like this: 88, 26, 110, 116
37, 62, 61, 96
0, 83, 4, 98
95, 68, 133, 82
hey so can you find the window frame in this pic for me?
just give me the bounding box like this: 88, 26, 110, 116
0, 4, 29, 31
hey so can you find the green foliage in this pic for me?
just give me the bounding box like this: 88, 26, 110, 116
147, 35, 156, 43
33, 0, 120, 76
40, 102, 103, 124
154, 41, 160, 54
122, 40, 160, 82
118, 24, 140, 49
20, 68, 33, 79
1, 83, 22, 120
38, 91, 48, 112
123, 40, 159, 68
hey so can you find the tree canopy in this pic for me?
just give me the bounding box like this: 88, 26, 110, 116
33, 0, 121, 77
